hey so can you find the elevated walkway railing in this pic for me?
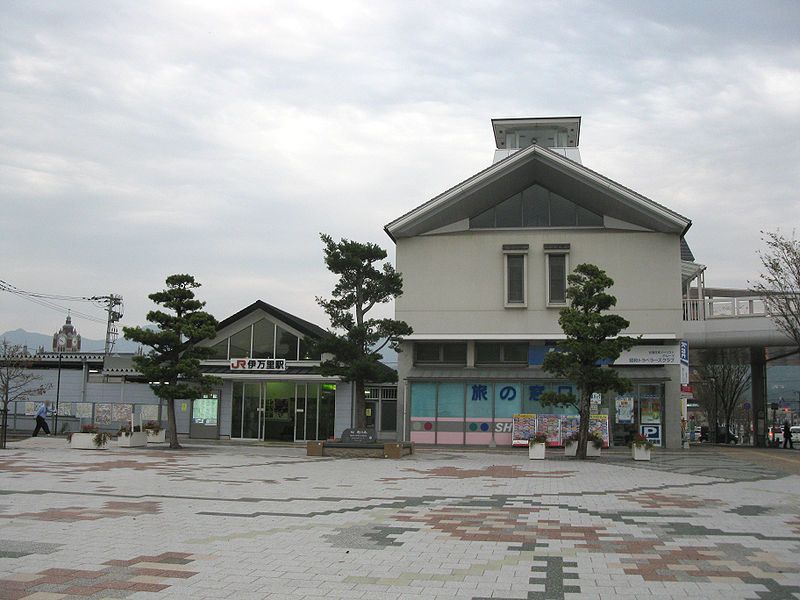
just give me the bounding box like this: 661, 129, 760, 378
682, 297, 767, 321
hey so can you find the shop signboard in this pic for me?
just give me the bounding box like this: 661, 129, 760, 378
230, 358, 287, 371
614, 345, 680, 365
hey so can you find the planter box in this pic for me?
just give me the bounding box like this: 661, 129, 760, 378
117, 431, 148, 448
632, 445, 651, 461
69, 432, 107, 450
564, 441, 601, 457
528, 443, 546, 460
145, 429, 166, 444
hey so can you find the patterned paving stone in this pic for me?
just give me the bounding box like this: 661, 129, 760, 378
0, 439, 798, 599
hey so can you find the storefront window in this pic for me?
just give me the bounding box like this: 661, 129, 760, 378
639, 384, 662, 423
410, 383, 436, 418
466, 382, 492, 417
495, 383, 521, 418
438, 383, 465, 417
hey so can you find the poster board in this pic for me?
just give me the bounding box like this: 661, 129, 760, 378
511, 414, 610, 447
511, 414, 536, 446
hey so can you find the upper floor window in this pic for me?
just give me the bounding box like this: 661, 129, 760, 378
475, 342, 529, 365
470, 183, 603, 229
503, 244, 528, 307
204, 318, 320, 361
414, 342, 468, 365
545, 244, 570, 306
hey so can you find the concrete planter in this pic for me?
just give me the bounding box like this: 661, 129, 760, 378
632, 445, 651, 461
69, 433, 108, 450
145, 429, 166, 444
528, 443, 546, 460
117, 431, 147, 448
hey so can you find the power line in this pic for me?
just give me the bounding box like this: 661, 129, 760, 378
0, 279, 109, 324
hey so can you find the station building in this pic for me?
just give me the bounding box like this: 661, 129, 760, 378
6, 301, 399, 442
385, 116, 693, 449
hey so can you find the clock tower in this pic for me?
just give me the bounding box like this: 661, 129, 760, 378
52, 314, 81, 352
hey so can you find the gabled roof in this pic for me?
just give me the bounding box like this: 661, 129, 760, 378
385, 143, 691, 240
216, 300, 327, 339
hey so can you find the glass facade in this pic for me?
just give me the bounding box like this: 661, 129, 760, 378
410, 380, 663, 447
470, 183, 603, 229
206, 318, 311, 361
230, 381, 336, 442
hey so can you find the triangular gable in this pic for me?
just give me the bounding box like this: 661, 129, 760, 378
385, 144, 691, 240
206, 300, 327, 344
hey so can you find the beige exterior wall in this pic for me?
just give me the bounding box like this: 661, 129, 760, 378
396, 228, 683, 338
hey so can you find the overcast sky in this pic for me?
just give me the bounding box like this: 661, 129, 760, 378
1, 0, 799, 341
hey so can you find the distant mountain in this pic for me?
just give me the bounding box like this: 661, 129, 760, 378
0, 329, 141, 353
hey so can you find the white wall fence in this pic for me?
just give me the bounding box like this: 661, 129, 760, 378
682, 296, 767, 322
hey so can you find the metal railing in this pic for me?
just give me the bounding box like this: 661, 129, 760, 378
682, 297, 768, 321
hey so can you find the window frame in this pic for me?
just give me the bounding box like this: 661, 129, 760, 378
503, 244, 529, 308
544, 244, 570, 307
475, 342, 530, 366
414, 342, 468, 366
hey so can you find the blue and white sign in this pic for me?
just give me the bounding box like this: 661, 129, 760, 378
680, 340, 689, 365
640, 424, 662, 446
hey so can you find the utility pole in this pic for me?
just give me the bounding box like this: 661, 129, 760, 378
91, 295, 123, 355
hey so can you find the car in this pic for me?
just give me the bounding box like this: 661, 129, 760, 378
715, 427, 738, 444
790, 426, 799, 445
768, 426, 784, 447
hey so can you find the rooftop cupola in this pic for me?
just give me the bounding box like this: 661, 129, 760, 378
491, 116, 582, 164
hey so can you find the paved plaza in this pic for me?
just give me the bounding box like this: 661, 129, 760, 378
1, 439, 799, 600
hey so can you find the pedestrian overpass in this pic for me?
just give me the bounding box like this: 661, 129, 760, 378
680, 269, 794, 447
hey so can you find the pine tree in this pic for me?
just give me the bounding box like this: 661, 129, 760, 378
540, 264, 637, 458
123, 275, 219, 449
315, 234, 412, 431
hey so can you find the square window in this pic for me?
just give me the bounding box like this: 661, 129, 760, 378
415, 343, 441, 363
442, 344, 467, 364
476, 343, 502, 364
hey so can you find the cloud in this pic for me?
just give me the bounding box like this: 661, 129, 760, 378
0, 0, 798, 338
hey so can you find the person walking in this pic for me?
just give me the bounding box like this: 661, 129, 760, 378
783, 421, 794, 449
32, 401, 54, 437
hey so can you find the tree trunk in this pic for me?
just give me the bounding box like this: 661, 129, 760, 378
577, 390, 591, 459
167, 396, 182, 450
1, 401, 8, 450
353, 379, 367, 430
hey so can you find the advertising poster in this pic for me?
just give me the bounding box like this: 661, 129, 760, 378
561, 416, 580, 443
511, 414, 537, 447
615, 396, 634, 424
538, 414, 562, 446
590, 415, 610, 447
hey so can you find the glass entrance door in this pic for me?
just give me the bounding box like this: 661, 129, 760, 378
263, 381, 295, 442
